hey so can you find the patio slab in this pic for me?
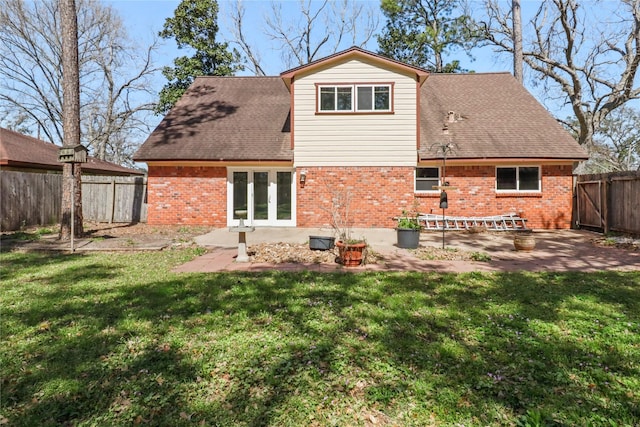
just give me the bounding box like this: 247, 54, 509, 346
177, 228, 640, 273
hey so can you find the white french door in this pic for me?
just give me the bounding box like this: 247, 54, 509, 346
227, 168, 295, 226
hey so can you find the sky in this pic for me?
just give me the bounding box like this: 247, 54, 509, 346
104, 0, 545, 142
106, 0, 631, 125
107, 0, 515, 78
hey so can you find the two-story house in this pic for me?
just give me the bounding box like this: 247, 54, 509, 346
134, 47, 588, 229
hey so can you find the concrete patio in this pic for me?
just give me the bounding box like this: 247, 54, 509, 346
175, 228, 640, 273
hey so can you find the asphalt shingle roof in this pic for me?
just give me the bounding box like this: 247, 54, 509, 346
419, 73, 588, 160
134, 72, 587, 163
134, 77, 293, 162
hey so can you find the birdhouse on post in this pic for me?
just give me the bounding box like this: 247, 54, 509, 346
57, 144, 88, 163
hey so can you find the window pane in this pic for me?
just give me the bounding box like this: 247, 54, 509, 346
374, 86, 390, 110
416, 179, 439, 191
336, 87, 352, 110
357, 86, 372, 110
497, 168, 517, 190
320, 87, 335, 111
416, 167, 439, 191
519, 167, 540, 190
416, 167, 439, 179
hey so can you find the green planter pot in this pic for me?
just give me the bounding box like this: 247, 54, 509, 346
396, 228, 420, 249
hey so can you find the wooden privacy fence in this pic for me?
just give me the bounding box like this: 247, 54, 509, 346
576, 171, 640, 235
1, 171, 147, 231
82, 176, 147, 223
1, 171, 62, 231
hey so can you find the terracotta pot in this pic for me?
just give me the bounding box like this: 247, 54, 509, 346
513, 230, 536, 251
335, 240, 366, 267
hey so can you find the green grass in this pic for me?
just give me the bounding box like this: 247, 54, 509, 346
1, 227, 56, 242
1, 249, 639, 426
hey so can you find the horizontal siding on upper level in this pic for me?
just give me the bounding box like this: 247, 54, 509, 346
292, 57, 419, 167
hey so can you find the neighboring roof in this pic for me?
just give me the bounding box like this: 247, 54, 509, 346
419, 73, 588, 161
134, 77, 293, 162
280, 46, 430, 88
0, 127, 144, 176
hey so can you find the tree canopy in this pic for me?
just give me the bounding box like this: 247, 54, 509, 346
156, 0, 242, 114
229, 0, 378, 75
482, 0, 640, 149
0, 0, 158, 166
377, 0, 479, 72
584, 106, 640, 172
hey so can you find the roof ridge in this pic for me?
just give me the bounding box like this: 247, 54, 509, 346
196, 75, 282, 79
1, 126, 57, 146
428, 71, 513, 76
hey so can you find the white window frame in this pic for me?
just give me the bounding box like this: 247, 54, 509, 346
317, 83, 392, 113
495, 166, 541, 192
319, 85, 353, 112
415, 167, 441, 193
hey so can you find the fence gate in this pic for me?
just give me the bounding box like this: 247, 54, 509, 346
576, 180, 605, 230
576, 171, 640, 235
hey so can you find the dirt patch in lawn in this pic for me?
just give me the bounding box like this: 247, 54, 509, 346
248, 242, 386, 265
82, 222, 210, 241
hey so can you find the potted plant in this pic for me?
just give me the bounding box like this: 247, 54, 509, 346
326, 187, 367, 267
396, 210, 421, 249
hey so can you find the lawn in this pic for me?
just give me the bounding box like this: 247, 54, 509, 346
1, 248, 639, 426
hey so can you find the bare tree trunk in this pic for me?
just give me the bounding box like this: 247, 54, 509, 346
60, 0, 83, 240
512, 0, 523, 83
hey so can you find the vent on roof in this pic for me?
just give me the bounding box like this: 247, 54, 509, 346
445, 111, 466, 125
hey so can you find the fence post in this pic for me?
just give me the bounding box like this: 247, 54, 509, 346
602, 177, 609, 234
109, 178, 116, 224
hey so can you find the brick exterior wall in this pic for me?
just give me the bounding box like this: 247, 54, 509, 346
146, 164, 575, 229
297, 165, 575, 230
417, 164, 574, 229
297, 167, 416, 229
147, 166, 227, 226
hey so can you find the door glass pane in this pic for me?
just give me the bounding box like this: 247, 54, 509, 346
253, 171, 269, 220
277, 172, 292, 220
233, 172, 248, 219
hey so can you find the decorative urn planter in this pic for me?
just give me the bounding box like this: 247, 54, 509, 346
513, 229, 536, 251
396, 228, 420, 249
335, 240, 366, 267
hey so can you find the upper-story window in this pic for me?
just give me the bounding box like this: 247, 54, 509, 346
318, 84, 392, 113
